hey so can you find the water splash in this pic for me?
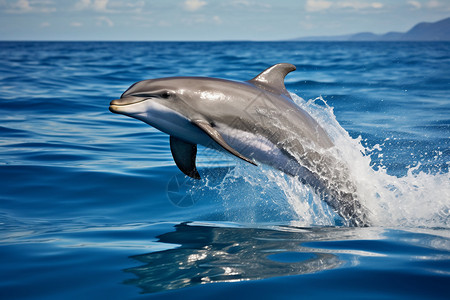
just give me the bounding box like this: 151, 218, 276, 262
290, 93, 450, 228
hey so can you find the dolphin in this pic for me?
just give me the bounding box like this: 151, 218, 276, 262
109, 63, 369, 226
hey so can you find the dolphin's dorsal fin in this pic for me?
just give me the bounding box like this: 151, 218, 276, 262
192, 119, 257, 166
170, 136, 201, 179
248, 63, 296, 97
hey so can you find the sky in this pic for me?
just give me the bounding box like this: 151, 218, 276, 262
0, 0, 449, 41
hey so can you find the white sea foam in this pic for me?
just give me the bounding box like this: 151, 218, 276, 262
289, 93, 450, 228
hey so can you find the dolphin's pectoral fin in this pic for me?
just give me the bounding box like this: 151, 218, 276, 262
192, 119, 257, 166
170, 136, 201, 179
247, 63, 296, 98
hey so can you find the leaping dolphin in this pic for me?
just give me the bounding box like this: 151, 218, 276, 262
110, 63, 369, 226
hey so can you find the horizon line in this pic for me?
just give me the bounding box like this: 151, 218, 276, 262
1, 39, 449, 43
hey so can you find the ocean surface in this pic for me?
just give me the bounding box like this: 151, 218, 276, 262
0, 41, 449, 299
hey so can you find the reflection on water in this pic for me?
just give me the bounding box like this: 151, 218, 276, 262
124, 223, 375, 293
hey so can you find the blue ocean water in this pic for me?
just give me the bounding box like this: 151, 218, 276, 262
0, 41, 449, 299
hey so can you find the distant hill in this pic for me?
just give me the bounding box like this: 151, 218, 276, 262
292, 17, 450, 41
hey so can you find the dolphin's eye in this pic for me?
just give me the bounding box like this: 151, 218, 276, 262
160, 91, 171, 99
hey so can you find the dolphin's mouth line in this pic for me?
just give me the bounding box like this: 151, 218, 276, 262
109, 98, 149, 114
110, 98, 147, 107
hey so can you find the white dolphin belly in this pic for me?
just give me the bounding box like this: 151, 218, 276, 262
215, 124, 311, 178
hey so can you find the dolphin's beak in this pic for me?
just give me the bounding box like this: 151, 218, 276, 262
109, 96, 145, 114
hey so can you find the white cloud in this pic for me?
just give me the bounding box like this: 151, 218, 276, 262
371, 2, 383, 9
306, 0, 384, 12
184, 0, 207, 12
70, 22, 83, 27
230, 0, 271, 9
406, 0, 449, 10
305, 0, 332, 12
96, 16, 114, 27
93, 0, 108, 11
408, 1, 422, 9
113, 1, 145, 13
74, 0, 145, 13
14, 0, 32, 12
232, 0, 251, 6
40, 21, 50, 27
4, 0, 56, 13
75, 0, 107, 11
337, 2, 383, 10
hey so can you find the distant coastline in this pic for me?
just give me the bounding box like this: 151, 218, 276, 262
290, 17, 450, 42
1, 16, 450, 43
